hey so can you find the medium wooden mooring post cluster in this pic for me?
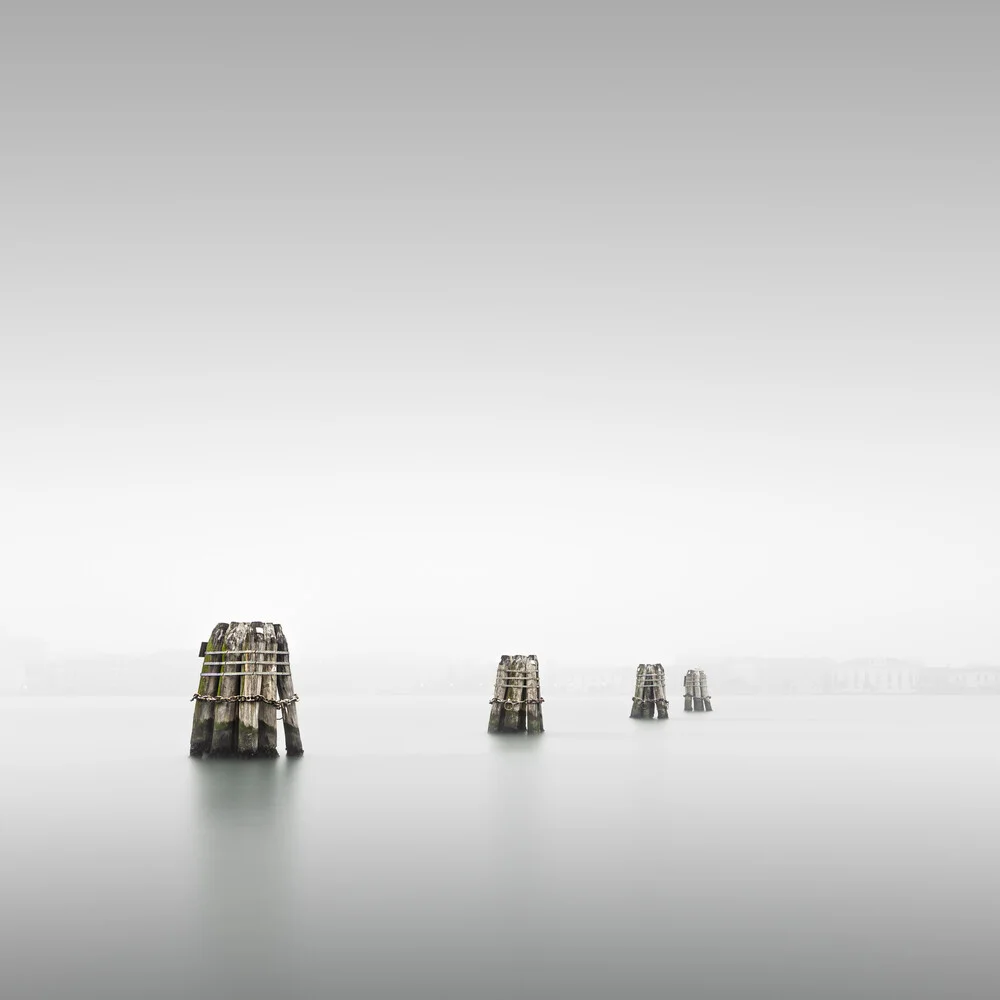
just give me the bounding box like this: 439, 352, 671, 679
629, 663, 669, 719
189, 621, 304, 757
683, 669, 712, 712
488, 654, 544, 733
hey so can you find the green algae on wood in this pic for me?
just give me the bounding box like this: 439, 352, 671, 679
191, 620, 304, 757
257, 623, 280, 758
210, 622, 247, 756
189, 622, 228, 755
236, 621, 265, 756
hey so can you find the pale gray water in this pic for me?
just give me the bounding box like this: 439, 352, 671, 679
1, 696, 998, 999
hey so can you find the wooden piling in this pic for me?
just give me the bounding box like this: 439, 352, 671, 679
525, 655, 544, 734
488, 656, 510, 733
189, 621, 228, 756
642, 684, 656, 718
210, 622, 246, 755
274, 624, 304, 756
488, 654, 544, 734
631, 664, 668, 720
693, 669, 704, 712
190, 620, 303, 757
653, 664, 669, 719
630, 665, 646, 719
236, 622, 264, 757
502, 656, 525, 732
699, 669, 713, 712
682, 668, 712, 712
257, 623, 280, 757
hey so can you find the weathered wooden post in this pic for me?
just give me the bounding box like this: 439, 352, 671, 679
257, 623, 280, 756
683, 668, 712, 712
488, 656, 510, 733
189, 621, 303, 757
692, 668, 704, 711
210, 622, 247, 755
502, 655, 525, 732
699, 668, 713, 712
189, 621, 228, 756
653, 663, 669, 718
630, 665, 647, 719
630, 664, 668, 719
642, 668, 656, 718
488, 654, 544, 733
524, 656, 544, 734
274, 624, 304, 755
236, 621, 264, 756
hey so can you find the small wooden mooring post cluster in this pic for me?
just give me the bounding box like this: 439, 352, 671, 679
629, 663, 669, 719
488, 654, 544, 733
683, 669, 712, 712
189, 621, 304, 757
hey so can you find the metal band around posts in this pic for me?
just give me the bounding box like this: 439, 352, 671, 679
197, 671, 292, 676
200, 654, 289, 659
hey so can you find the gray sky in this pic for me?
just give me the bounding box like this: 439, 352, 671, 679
2, 2, 997, 665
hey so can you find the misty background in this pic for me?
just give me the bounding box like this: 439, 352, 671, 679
3, 7, 1000, 1000
2, 2, 998, 687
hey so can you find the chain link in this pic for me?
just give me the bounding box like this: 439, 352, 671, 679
191, 693, 300, 708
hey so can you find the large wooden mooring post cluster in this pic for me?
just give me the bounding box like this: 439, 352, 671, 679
630, 663, 669, 719
185, 634, 717, 750
488, 654, 544, 733
683, 669, 712, 712
189, 622, 304, 757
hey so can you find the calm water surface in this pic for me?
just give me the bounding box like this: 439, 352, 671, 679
1, 696, 998, 999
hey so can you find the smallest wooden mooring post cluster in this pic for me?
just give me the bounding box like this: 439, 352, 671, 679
488, 654, 544, 733
189, 622, 304, 757
683, 669, 712, 712
630, 663, 669, 719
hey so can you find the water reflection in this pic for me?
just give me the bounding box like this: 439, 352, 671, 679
191, 755, 302, 832
188, 757, 303, 995
1, 696, 998, 999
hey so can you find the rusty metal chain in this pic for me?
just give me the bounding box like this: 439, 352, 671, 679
191, 693, 300, 708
